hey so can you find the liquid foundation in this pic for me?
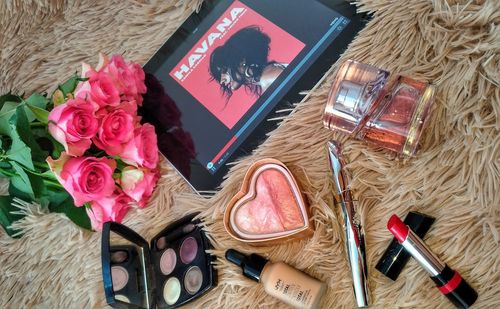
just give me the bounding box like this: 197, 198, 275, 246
226, 249, 326, 309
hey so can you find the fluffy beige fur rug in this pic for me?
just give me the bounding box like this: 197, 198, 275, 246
0, 0, 498, 308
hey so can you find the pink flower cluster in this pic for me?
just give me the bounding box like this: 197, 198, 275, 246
47, 54, 160, 231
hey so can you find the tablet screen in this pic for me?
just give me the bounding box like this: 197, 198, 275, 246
142, 0, 368, 191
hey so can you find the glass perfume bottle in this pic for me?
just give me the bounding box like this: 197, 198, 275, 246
323, 60, 435, 156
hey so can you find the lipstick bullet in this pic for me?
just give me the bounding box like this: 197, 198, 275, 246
387, 214, 478, 308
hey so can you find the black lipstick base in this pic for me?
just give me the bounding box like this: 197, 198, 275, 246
430, 265, 478, 308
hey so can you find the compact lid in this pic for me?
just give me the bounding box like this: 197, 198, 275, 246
375, 211, 435, 280
102, 222, 154, 308
226, 249, 268, 282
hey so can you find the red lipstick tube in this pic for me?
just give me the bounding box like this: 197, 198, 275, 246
387, 214, 478, 308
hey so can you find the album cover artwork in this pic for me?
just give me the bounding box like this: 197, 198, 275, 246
143, 0, 361, 190
169, 1, 305, 129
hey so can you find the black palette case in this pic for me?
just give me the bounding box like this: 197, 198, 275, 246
101, 214, 217, 308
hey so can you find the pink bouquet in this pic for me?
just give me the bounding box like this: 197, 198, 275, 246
0, 54, 160, 235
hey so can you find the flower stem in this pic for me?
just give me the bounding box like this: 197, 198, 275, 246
24, 168, 48, 178
0, 167, 16, 177
0, 166, 62, 188
43, 179, 64, 190
30, 122, 46, 128
33, 161, 49, 169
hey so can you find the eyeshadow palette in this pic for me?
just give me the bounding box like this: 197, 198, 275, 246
101, 213, 217, 308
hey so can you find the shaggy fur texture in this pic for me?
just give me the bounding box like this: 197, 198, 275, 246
0, 0, 498, 308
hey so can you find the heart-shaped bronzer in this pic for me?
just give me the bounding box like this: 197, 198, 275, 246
224, 159, 313, 243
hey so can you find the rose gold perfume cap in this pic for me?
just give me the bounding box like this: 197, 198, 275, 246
323, 60, 390, 135
401, 84, 436, 156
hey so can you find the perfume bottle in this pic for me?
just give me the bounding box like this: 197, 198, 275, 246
323, 60, 436, 156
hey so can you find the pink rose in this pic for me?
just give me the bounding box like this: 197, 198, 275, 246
75, 69, 120, 108
128, 61, 146, 105
86, 190, 131, 231
48, 98, 99, 156
120, 124, 159, 169
119, 167, 160, 208
102, 55, 146, 105
115, 100, 138, 116
93, 109, 135, 156
94, 100, 140, 126
47, 153, 117, 206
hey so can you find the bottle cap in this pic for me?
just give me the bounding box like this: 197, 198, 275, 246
226, 249, 268, 282
323, 59, 389, 135
375, 211, 435, 280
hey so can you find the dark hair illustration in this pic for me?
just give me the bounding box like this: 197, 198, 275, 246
209, 26, 272, 99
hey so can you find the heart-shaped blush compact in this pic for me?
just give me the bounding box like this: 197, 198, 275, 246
224, 159, 314, 244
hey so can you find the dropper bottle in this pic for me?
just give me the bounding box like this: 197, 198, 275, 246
226, 249, 326, 309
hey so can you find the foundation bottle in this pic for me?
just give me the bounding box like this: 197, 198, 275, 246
226, 249, 326, 309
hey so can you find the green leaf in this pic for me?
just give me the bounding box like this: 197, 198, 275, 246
5, 108, 39, 169
0, 93, 22, 110
0, 101, 19, 135
45, 190, 69, 206
23, 93, 48, 123
0, 93, 49, 127
25, 93, 49, 123
114, 158, 128, 171
26, 104, 49, 124
48, 192, 91, 230
26, 92, 48, 109
47, 134, 65, 159
41, 169, 58, 181
59, 73, 80, 97
7, 132, 34, 170
0, 195, 25, 237
6, 160, 47, 201
2, 105, 48, 167
0, 93, 22, 106
65, 206, 91, 231
16, 107, 47, 160
39, 189, 65, 209
9, 162, 35, 200
20, 167, 45, 199
8, 180, 32, 202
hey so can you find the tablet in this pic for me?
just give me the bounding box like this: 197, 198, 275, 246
141, 0, 369, 191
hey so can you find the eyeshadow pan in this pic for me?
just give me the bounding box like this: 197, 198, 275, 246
184, 266, 203, 295
183, 223, 196, 233
157, 237, 167, 250
110, 251, 128, 263
111, 266, 129, 291
164, 277, 181, 305
115, 294, 130, 303
160, 248, 177, 275
180, 237, 198, 264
